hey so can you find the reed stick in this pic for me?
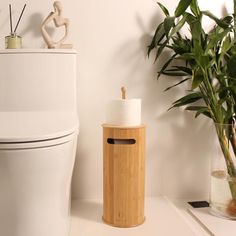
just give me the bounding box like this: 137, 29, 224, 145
9, 4, 13, 34
13, 4, 26, 33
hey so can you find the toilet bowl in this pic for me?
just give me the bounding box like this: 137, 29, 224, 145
0, 50, 78, 236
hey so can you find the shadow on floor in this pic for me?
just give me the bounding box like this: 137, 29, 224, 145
71, 200, 103, 223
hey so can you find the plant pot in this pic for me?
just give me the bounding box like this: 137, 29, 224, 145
210, 123, 236, 219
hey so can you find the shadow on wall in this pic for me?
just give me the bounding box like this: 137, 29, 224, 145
158, 111, 213, 199
19, 13, 44, 37
19, 13, 57, 48
102, 11, 172, 197
71, 199, 103, 223
0, 7, 44, 37
0, 10, 45, 47
144, 13, 212, 199
108, 10, 213, 199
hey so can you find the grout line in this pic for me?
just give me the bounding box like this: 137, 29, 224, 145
187, 209, 214, 236
164, 196, 212, 236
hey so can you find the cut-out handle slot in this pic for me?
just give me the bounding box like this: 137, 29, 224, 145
107, 138, 136, 145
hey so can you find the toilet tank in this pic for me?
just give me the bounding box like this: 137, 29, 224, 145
0, 49, 77, 112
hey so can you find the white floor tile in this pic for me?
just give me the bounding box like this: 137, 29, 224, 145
69, 197, 197, 236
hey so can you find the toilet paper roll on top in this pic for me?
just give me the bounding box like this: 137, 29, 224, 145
106, 87, 141, 127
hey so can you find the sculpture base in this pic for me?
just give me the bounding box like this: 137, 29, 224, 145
48, 43, 73, 49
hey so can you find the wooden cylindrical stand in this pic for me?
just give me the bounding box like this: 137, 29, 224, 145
102, 124, 145, 227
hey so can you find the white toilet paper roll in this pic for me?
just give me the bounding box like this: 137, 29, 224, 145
106, 99, 141, 126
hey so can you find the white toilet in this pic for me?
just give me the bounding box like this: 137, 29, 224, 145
0, 49, 78, 236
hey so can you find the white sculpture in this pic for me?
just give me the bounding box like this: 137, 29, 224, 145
41, 1, 73, 49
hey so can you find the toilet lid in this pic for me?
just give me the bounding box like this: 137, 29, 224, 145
0, 111, 79, 143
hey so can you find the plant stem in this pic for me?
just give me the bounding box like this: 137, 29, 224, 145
228, 123, 236, 156
216, 125, 235, 174
215, 124, 236, 200
202, 72, 223, 123
234, 0, 236, 38
229, 182, 236, 200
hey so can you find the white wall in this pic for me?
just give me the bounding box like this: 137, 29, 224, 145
0, 0, 228, 200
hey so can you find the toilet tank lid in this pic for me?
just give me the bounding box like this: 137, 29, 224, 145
0, 111, 79, 143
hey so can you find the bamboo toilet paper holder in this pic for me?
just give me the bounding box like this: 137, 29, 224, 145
102, 87, 145, 227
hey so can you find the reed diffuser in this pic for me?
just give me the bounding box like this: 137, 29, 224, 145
5, 4, 26, 49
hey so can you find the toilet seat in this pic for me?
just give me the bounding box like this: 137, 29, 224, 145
0, 132, 77, 149
0, 111, 79, 149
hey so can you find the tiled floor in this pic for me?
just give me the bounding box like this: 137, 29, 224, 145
172, 199, 236, 236
69, 197, 198, 236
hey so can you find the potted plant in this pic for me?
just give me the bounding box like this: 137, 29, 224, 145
148, 0, 236, 219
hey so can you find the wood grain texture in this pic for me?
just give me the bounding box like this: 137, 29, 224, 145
102, 125, 145, 227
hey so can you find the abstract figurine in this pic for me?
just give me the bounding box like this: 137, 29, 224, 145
41, 1, 73, 49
